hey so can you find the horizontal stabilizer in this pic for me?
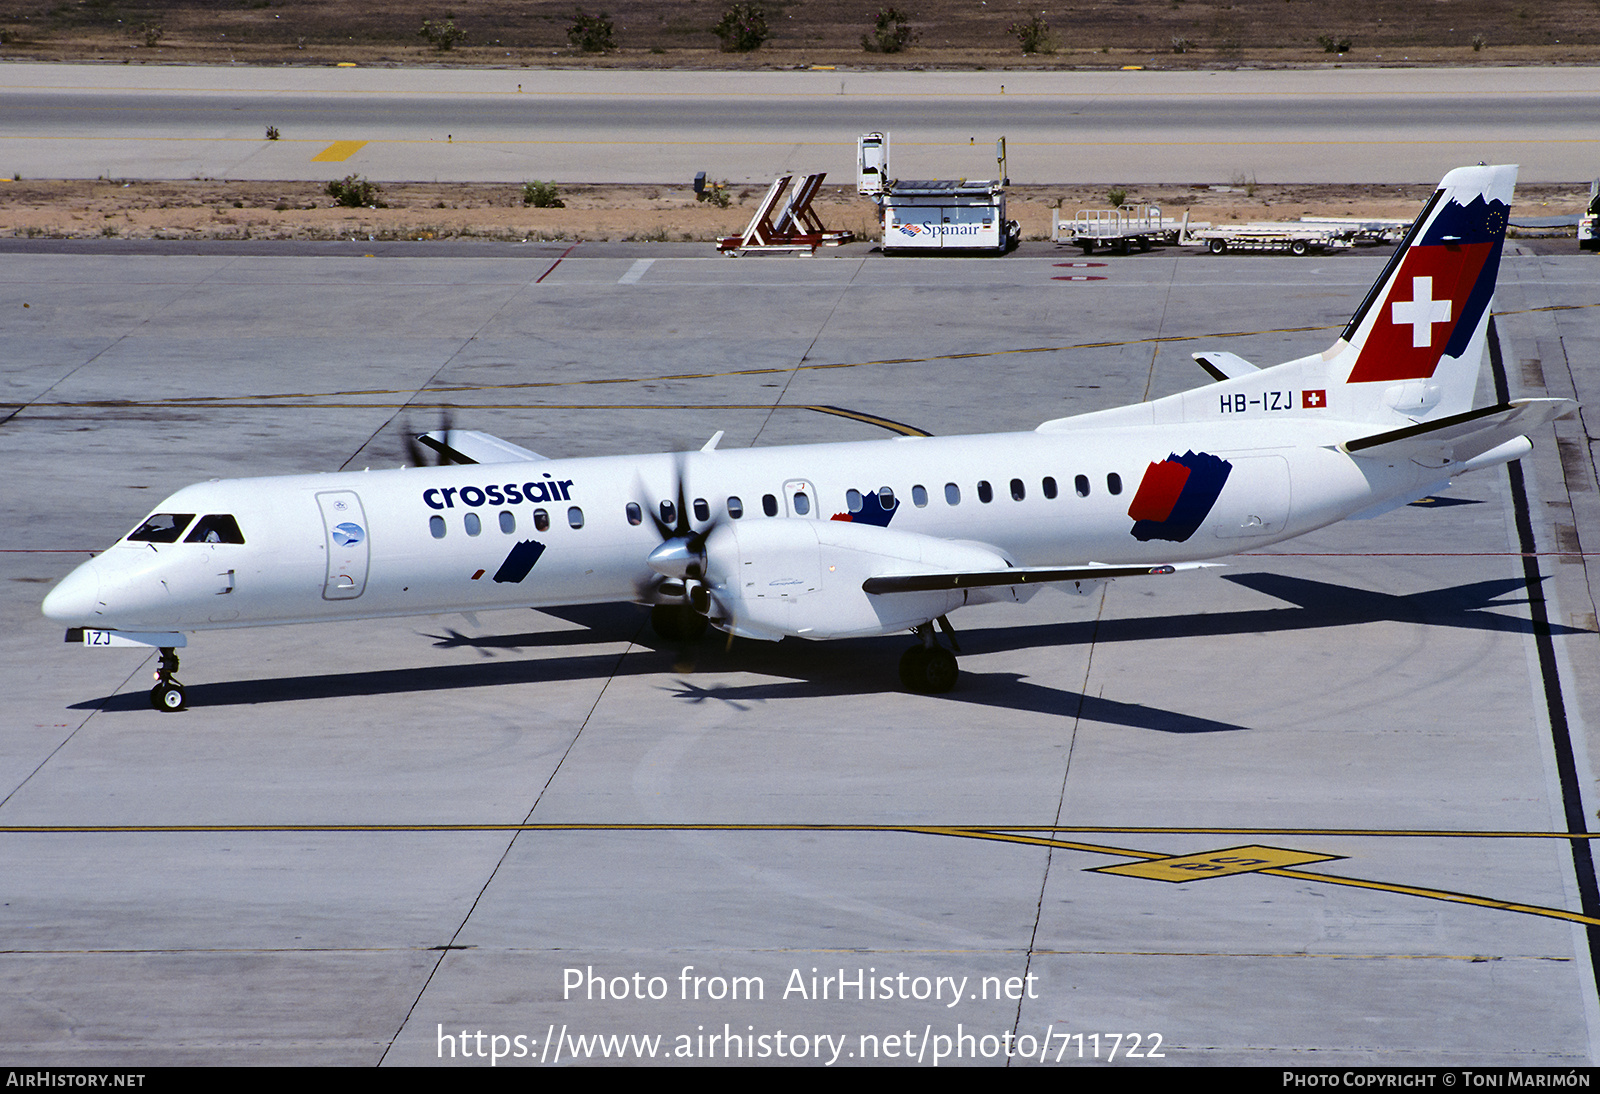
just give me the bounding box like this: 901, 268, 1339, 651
1192, 351, 1260, 382
1341, 399, 1571, 464
419, 430, 546, 465
863, 561, 1215, 595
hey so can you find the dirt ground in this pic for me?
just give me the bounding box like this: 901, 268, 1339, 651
1, 0, 1596, 69
0, 178, 1588, 243
1, 4, 1593, 241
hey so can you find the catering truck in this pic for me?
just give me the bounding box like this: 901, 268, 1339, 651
858, 132, 1021, 254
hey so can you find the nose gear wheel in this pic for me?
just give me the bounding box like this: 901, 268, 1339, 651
148, 646, 186, 711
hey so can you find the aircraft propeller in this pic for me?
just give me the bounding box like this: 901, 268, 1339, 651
402, 409, 476, 467
637, 452, 721, 645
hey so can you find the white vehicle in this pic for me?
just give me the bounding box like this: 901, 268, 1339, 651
859, 132, 1019, 254
880, 179, 1017, 252
45, 165, 1570, 709
1580, 180, 1598, 252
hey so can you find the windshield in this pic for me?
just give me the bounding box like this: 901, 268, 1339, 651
125, 513, 195, 543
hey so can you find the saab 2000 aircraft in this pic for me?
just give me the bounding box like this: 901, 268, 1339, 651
44, 164, 1572, 711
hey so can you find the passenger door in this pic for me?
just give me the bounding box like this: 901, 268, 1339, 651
316, 491, 370, 599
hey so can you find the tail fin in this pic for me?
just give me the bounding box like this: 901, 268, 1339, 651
1327, 164, 1516, 422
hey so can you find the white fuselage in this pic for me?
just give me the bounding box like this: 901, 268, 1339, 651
43, 415, 1431, 636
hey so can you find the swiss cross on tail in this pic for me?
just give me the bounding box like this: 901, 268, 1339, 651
1345, 191, 1508, 384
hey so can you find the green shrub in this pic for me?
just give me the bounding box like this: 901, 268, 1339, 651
522, 181, 565, 208
862, 7, 916, 53
567, 9, 615, 52
419, 17, 466, 51
327, 175, 382, 208
696, 180, 732, 208
1107, 187, 1127, 207
1009, 14, 1054, 54
714, 3, 768, 52
1316, 33, 1351, 53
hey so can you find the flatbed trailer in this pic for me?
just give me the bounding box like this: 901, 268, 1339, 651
1184, 222, 1351, 256
1052, 205, 1190, 254
1295, 216, 1412, 245
1184, 215, 1411, 256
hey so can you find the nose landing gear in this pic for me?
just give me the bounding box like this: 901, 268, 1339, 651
149, 647, 186, 711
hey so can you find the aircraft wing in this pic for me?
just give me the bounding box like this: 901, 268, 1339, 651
1341, 399, 1572, 464
418, 430, 547, 464
862, 561, 1215, 594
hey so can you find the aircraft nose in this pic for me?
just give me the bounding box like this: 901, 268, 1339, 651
42, 557, 101, 624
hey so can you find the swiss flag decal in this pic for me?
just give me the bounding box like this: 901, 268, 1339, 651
1346, 242, 1494, 383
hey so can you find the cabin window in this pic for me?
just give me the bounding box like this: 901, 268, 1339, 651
878, 487, 896, 510
912, 485, 928, 508
846, 489, 864, 513
568, 507, 584, 529
1107, 473, 1123, 496
464, 512, 481, 536
127, 513, 194, 543
626, 502, 643, 526
945, 483, 960, 505
429, 516, 446, 539
185, 514, 245, 544
1043, 476, 1058, 499
498, 511, 516, 534
1075, 474, 1090, 498
534, 509, 550, 532
763, 494, 779, 517
693, 498, 710, 522
660, 500, 677, 526
1010, 478, 1025, 501
977, 480, 993, 504
793, 491, 811, 516
727, 496, 744, 519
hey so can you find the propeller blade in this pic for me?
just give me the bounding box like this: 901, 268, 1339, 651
635, 449, 724, 600
403, 410, 466, 467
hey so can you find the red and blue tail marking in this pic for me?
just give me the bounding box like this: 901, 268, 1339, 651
1127, 451, 1233, 543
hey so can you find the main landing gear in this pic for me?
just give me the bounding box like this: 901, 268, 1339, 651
149, 647, 186, 712
899, 617, 960, 694
650, 603, 709, 644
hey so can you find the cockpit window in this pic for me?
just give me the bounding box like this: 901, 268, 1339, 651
184, 514, 246, 544
127, 513, 195, 543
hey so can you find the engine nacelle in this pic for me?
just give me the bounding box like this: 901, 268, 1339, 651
701, 518, 1013, 641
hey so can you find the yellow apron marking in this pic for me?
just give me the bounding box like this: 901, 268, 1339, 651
15, 304, 1586, 413
312, 140, 367, 162
1090, 843, 1343, 882
4, 823, 1596, 927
